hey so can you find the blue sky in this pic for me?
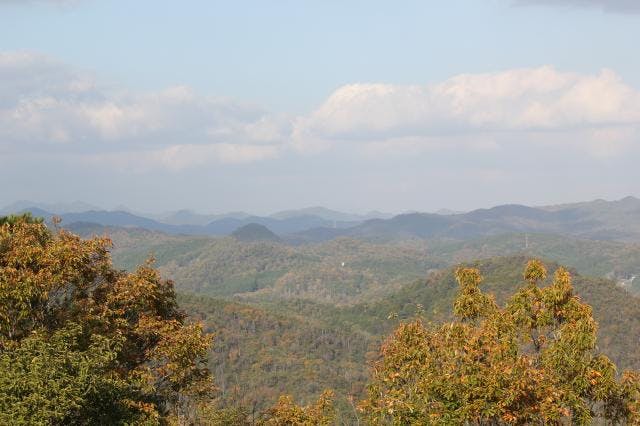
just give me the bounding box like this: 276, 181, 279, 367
1, 0, 639, 213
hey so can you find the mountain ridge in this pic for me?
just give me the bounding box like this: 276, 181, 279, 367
5, 196, 640, 243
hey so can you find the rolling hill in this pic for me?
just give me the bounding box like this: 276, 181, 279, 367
43, 218, 640, 419
69, 223, 640, 299
157, 237, 435, 304
175, 256, 640, 420
315, 255, 640, 373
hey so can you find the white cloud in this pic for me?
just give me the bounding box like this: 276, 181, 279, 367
298, 66, 640, 137
1, 53, 638, 170
293, 66, 640, 157
0, 52, 289, 166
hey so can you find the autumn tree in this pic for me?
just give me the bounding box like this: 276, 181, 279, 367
0, 214, 214, 425
361, 260, 640, 424
257, 390, 336, 425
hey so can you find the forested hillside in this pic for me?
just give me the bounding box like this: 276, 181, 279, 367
12, 215, 640, 422
73, 223, 640, 298
4, 214, 640, 423
178, 294, 375, 422
328, 257, 640, 371
176, 257, 640, 417
71, 227, 438, 304
422, 233, 640, 280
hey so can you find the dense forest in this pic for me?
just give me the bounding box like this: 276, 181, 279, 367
3, 213, 640, 424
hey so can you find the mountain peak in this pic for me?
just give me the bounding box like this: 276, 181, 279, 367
231, 223, 281, 242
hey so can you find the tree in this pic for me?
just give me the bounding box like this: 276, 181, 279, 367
0, 215, 214, 425
361, 260, 640, 424
257, 390, 335, 425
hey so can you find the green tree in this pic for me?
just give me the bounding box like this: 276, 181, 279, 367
0, 212, 43, 226
361, 260, 640, 424
0, 215, 214, 424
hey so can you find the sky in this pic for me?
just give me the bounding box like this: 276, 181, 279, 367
0, 0, 639, 214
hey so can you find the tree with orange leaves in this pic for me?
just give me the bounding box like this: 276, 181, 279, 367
361, 259, 640, 424
258, 390, 335, 425
0, 214, 214, 425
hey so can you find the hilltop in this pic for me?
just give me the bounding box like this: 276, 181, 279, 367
231, 223, 281, 242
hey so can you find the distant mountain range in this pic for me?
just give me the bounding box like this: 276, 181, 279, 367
3, 196, 640, 243
2, 207, 363, 236
0, 202, 392, 228
156, 206, 394, 226
289, 196, 640, 243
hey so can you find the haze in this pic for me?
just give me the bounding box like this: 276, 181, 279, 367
1, 0, 639, 214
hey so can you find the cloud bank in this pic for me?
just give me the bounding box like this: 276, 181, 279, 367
2, 51, 639, 171
299, 67, 639, 136
0, 52, 289, 169
294, 66, 640, 158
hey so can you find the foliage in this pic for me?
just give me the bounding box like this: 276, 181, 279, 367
68, 223, 640, 420
178, 293, 373, 423
177, 256, 640, 421
94, 224, 640, 305
258, 390, 336, 425
67, 222, 212, 273
70, 225, 435, 303
361, 260, 640, 424
303, 256, 640, 372
0, 212, 43, 226
158, 237, 434, 304
423, 233, 640, 287
0, 216, 213, 424
0, 323, 142, 425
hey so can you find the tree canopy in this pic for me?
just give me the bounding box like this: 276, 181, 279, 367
0, 215, 213, 424
258, 390, 335, 425
4, 214, 640, 424
361, 260, 640, 424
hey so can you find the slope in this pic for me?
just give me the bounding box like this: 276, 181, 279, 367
314, 256, 640, 371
